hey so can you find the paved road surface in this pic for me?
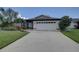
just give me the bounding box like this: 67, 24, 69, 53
0, 31, 79, 52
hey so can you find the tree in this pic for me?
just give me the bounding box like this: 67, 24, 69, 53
59, 16, 71, 31
0, 8, 7, 23
14, 18, 24, 23
0, 8, 7, 29
0, 8, 18, 29
6, 8, 18, 23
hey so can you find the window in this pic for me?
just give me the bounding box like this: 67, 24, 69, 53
36, 21, 56, 24
50, 22, 53, 23
54, 22, 56, 23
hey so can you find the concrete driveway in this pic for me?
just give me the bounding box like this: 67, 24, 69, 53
0, 30, 79, 52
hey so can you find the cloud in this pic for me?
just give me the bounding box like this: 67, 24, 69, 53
17, 14, 28, 19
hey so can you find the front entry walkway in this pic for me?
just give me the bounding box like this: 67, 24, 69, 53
0, 31, 79, 52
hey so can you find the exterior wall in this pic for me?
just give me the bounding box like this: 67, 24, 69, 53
28, 22, 33, 28
33, 21, 59, 30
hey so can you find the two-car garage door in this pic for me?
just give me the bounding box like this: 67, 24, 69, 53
33, 21, 59, 30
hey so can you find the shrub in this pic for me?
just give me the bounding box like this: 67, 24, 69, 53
2, 27, 17, 31
59, 16, 71, 31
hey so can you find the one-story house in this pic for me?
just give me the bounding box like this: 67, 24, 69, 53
22, 15, 78, 30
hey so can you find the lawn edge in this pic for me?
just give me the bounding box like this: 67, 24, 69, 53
0, 31, 29, 49
61, 31, 79, 44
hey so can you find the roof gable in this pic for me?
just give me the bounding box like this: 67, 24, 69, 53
33, 15, 53, 19
25, 15, 61, 21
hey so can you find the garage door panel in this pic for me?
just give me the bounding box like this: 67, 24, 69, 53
33, 21, 58, 30
36, 24, 57, 30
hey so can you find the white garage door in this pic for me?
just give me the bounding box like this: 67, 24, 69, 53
33, 21, 58, 30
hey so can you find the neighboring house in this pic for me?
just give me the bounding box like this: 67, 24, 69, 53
22, 15, 78, 30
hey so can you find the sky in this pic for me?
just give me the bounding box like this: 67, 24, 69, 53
6, 7, 79, 18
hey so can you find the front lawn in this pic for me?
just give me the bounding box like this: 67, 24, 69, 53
62, 29, 79, 43
0, 31, 28, 49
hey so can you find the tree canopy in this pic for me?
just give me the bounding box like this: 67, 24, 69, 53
14, 18, 24, 23
59, 16, 71, 31
0, 8, 18, 27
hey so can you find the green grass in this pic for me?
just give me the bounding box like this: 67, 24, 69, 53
62, 29, 79, 43
0, 31, 28, 49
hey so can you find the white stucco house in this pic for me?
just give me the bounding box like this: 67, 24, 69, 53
23, 15, 78, 30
